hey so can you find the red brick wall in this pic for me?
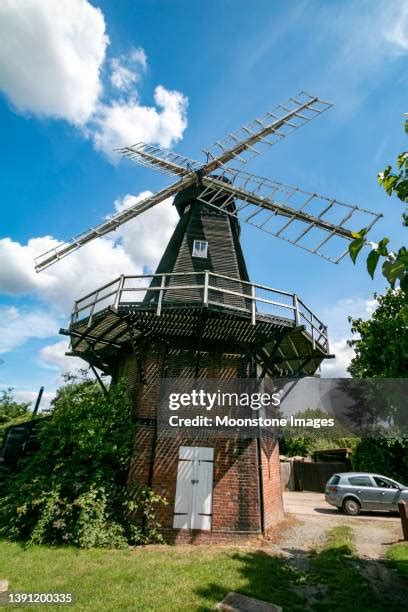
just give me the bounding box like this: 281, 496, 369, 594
146, 436, 262, 533
212, 438, 260, 532
260, 438, 284, 530
125, 340, 284, 540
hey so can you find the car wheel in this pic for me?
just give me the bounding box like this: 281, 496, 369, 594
342, 497, 361, 516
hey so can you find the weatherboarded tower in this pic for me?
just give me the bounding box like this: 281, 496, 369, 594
38, 92, 380, 542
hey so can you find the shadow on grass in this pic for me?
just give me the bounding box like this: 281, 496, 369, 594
195, 550, 305, 611
194, 537, 408, 611
386, 541, 408, 579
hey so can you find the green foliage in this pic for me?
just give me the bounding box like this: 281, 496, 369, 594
0, 388, 33, 444
347, 289, 408, 484
281, 437, 359, 457
0, 388, 31, 436
387, 542, 408, 579
348, 288, 408, 378
352, 437, 408, 483
280, 408, 358, 457
0, 376, 166, 548
349, 228, 368, 264
349, 119, 408, 291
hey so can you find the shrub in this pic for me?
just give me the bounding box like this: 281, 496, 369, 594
0, 375, 166, 548
352, 437, 408, 483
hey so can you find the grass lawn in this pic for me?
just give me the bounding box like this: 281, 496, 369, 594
0, 540, 304, 611
386, 541, 408, 578
2, 533, 408, 611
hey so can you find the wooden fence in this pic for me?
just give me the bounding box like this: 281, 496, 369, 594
281, 460, 347, 493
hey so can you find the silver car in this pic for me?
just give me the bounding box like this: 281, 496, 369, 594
325, 472, 408, 515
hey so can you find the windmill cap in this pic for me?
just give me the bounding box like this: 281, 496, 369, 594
173, 174, 234, 217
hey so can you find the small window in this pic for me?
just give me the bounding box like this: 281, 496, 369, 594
348, 476, 373, 487
328, 475, 340, 485
192, 240, 208, 258
373, 476, 398, 489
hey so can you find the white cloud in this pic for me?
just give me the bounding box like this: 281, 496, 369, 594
0, 235, 138, 313
0, 193, 178, 315
309, 0, 408, 115
38, 338, 102, 389
0, 306, 57, 354
39, 338, 76, 372
0, 384, 56, 411
130, 47, 147, 69
365, 297, 378, 316
13, 389, 55, 411
113, 192, 178, 270
110, 47, 147, 91
0, 0, 108, 125
320, 339, 354, 378
91, 85, 188, 158
0, 191, 177, 362
319, 296, 375, 342
0, 2, 188, 159
319, 295, 379, 378
0, 2, 187, 384
385, 1, 408, 52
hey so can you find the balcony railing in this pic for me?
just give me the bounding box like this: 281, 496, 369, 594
71, 271, 329, 351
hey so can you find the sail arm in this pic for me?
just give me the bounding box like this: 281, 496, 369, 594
35, 176, 194, 272
202, 92, 333, 171
118, 143, 201, 177
199, 174, 382, 263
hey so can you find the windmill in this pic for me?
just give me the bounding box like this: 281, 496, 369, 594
35, 92, 381, 540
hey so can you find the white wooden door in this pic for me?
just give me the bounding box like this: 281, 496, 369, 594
173, 446, 214, 530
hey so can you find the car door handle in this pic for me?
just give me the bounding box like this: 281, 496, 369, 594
191, 479, 199, 484
380, 492, 386, 495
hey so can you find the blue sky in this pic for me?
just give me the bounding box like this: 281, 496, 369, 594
0, 0, 407, 406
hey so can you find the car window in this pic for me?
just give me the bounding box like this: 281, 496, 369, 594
328, 475, 340, 485
373, 476, 398, 489
348, 476, 373, 487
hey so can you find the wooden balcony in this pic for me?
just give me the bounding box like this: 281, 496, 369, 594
62, 272, 333, 378
69, 271, 329, 354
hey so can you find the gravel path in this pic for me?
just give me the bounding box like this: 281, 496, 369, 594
266, 511, 406, 608
267, 515, 342, 570
268, 513, 401, 561
353, 519, 401, 559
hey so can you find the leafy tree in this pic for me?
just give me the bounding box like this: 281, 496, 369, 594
352, 437, 408, 484
347, 288, 408, 378
280, 407, 357, 457
349, 120, 408, 292
0, 388, 31, 439
0, 388, 30, 424
0, 375, 166, 548
347, 290, 408, 479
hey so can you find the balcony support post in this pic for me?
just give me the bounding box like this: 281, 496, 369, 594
293, 294, 300, 326
113, 274, 125, 311
203, 271, 209, 306
156, 275, 166, 316
251, 283, 256, 325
